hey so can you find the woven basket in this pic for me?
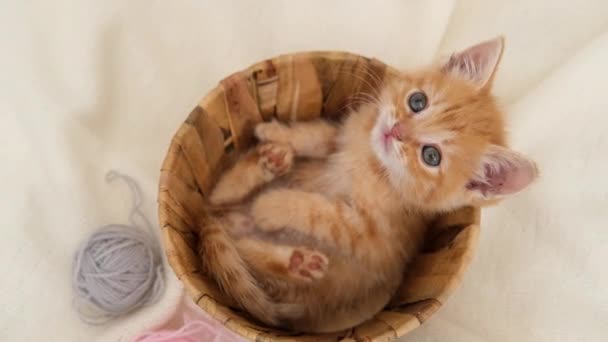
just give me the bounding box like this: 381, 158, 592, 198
158, 51, 480, 341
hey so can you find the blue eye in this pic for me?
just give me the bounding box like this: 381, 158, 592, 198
422, 145, 441, 166
408, 91, 427, 113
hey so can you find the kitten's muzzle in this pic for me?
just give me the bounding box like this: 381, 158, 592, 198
388, 122, 409, 141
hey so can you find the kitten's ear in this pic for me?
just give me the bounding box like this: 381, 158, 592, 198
442, 36, 504, 90
467, 145, 538, 201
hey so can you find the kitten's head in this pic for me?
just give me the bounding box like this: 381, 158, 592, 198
371, 37, 537, 211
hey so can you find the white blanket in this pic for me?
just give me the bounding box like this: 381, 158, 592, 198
1, 1, 607, 341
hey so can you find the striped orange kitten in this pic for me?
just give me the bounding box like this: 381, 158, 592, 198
199, 37, 537, 333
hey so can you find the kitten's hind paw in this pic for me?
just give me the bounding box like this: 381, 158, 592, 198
257, 142, 293, 181
288, 248, 329, 282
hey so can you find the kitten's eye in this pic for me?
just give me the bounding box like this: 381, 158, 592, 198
408, 91, 428, 113
422, 145, 441, 167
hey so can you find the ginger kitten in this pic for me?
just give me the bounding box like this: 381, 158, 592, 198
199, 37, 537, 333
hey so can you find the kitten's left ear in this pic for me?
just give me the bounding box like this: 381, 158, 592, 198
442, 36, 504, 91
467, 145, 538, 201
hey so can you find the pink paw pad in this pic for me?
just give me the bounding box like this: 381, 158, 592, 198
287, 248, 328, 282
258, 143, 293, 177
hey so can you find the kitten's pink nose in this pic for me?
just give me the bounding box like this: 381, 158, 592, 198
389, 122, 409, 141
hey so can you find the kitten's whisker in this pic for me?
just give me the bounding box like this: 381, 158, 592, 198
339, 95, 379, 114
337, 100, 371, 114
332, 68, 384, 114
347, 95, 378, 106
355, 62, 385, 90
359, 64, 386, 94
337, 90, 382, 113
349, 92, 378, 101
336, 70, 384, 100
348, 90, 382, 105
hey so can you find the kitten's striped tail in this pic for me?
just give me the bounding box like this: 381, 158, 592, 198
197, 218, 298, 327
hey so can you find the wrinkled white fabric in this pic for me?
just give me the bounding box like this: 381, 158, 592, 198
1, 1, 607, 341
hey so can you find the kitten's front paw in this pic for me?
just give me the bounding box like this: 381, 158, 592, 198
257, 142, 293, 181
288, 248, 329, 282
255, 120, 289, 143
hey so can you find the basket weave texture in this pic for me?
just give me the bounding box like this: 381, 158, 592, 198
158, 51, 480, 341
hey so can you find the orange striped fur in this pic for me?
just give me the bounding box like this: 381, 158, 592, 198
201, 37, 537, 333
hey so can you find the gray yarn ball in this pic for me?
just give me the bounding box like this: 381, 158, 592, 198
72, 171, 164, 324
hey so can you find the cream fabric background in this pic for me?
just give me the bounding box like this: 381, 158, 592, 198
1, 1, 607, 341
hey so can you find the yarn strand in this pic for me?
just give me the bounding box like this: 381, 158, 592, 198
72, 171, 165, 324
